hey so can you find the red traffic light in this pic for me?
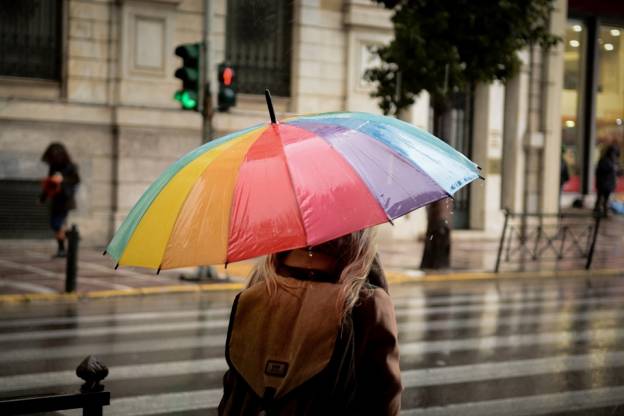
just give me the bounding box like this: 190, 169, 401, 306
222, 67, 234, 86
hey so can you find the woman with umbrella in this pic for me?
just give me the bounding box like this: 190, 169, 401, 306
218, 230, 402, 414
40, 142, 80, 257
106, 91, 480, 415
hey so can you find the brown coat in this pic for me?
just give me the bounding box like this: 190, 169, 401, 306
218, 275, 402, 415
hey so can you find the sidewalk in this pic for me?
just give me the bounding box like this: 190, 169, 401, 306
0, 214, 622, 302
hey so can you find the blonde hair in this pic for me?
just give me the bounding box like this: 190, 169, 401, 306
247, 228, 378, 320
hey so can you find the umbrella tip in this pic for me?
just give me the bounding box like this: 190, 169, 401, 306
156, 266, 162, 275
102, 249, 107, 256
224, 262, 228, 270
388, 218, 395, 226
114, 263, 119, 270
479, 175, 485, 180
265, 89, 277, 124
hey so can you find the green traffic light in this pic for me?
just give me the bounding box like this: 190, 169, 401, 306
174, 90, 197, 110
173, 42, 201, 111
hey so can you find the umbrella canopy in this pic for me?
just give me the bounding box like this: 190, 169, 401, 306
106, 101, 480, 270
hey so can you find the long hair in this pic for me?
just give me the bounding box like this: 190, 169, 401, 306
247, 228, 378, 321
41, 142, 72, 166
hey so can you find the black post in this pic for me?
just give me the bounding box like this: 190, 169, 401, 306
66, 224, 79, 293
265, 89, 277, 124
581, 17, 599, 198
585, 214, 601, 270
494, 209, 509, 273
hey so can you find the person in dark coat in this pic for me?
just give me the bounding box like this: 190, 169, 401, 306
40, 143, 80, 257
594, 145, 619, 217
218, 229, 402, 415
560, 146, 570, 191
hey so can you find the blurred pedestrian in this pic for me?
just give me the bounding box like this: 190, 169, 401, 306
40, 143, 80, 257
218, 229, 402, 415
560, 146, 570, 192
594, 144, 619, 217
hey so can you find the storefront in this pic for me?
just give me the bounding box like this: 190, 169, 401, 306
561, 0, 624, 204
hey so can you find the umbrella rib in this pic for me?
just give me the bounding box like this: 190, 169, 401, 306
155, 167, 214, 271
273, 128, 310, 247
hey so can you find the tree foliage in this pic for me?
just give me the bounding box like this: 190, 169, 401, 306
366, 0, 560, 115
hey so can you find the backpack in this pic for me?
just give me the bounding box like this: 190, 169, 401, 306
219, 277, 358, 415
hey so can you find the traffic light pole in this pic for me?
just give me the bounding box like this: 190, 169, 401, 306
201, 0, 213, 145
179, 0, 219, 283
186, 0, 218, 282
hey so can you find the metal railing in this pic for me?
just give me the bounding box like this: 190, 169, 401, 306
494, 210, 601, 273
0, 356, 110, 415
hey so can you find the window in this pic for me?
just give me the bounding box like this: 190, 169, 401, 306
0, 0, 63, 80
225, 0, 293, 96
561, 20, 586, 193
596, 24, 624, 195
561, 19, 624, 196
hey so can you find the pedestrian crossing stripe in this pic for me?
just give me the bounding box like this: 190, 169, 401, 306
7, 348, 624, 393
1, 292, 622, 343
2, 280, 624, 415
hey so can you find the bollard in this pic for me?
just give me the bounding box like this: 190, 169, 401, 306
65, 224, 79, 293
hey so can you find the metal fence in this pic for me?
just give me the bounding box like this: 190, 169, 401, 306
0, 356, 109, 415
494, 210, 601, 273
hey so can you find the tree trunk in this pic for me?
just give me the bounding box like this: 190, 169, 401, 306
421, 104, 453, 269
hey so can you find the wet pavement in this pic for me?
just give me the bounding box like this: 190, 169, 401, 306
0, 212, 623, 297
0, 276, 623, 415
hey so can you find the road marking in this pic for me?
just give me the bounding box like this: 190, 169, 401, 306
0, 278, 56, 293
394, 295, 623, 318
1, 282, 622, 329
0, 308, 232, 329
399, 327, 623, 355
400, 386, 624, 416
0, 293, 621, 343
57, 385, 624, 416
0, 358, 227, 393
392, 282, 624, 310
399, 307, 622, 334
61, 389, 224, 416
0, 334, 227, 364
3, 346, 623, 395
0, 316, 229, 342
0, 310, 624, 363
401, 350, 624, 387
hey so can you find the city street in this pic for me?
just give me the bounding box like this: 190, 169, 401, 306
1, 276, 624, 415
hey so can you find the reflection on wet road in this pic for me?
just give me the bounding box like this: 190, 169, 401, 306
0, 276, 623, 415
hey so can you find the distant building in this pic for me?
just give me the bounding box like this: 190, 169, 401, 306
0, 0, 621, 251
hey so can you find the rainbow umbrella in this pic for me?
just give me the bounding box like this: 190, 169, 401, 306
106, 91, 481, 271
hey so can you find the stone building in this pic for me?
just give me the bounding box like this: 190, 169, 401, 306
1, 0, 620, 252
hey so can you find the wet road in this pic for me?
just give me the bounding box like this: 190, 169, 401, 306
1, 276, 624, 415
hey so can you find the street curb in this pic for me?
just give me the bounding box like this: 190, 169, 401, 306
0, 268, 621, 304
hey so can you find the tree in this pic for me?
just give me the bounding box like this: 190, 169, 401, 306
366, 0, 559, 268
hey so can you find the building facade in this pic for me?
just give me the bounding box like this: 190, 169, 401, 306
1, 0, 618, 250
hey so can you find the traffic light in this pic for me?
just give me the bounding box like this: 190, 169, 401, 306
218, 63, 237, 112
174, 43, 201, 111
